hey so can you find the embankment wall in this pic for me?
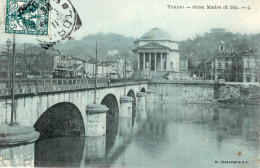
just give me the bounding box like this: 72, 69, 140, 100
148, 83, 214, 103
149, 82, 260, 104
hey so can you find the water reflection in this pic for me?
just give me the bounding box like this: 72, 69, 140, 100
35, 103, 260, 168
35, 137, 85, 167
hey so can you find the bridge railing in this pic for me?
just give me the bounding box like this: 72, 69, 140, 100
0, 78, 148, 96
149, 79, 216, 84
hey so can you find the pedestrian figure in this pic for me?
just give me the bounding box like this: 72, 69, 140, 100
108, 78, 110, 86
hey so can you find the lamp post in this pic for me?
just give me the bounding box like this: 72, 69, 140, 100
94, 42, 97, 104
124, 54, 126, 96
24, 43, 27, 76
6, 39, 11, 87
204, 59, 207, 79
139, 66, 141, 91
149, 62, 151, 80
10, 34, 16, 126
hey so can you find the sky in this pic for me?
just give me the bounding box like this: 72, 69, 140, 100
0, 0, 260, 45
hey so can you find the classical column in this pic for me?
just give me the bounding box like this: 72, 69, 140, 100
154, 53, 157, 71
143, 53, 145, 71
138, 53, 140, 70
166, 53, 168, 71
160, 53, 163, 70
149, 53, 151, 71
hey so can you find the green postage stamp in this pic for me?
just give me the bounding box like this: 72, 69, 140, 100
5, 0, 50, 35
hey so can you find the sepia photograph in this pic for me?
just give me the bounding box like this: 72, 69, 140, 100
0, 0, 259, 167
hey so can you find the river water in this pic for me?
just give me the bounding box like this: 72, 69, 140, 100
35, 103, 260, 168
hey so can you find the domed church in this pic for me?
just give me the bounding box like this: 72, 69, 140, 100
132, 28, 180, 72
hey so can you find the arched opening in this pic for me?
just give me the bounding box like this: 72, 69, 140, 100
101, 94, 119, 117
34, 102, 85, 167
101, 94, 119, 154
141, 87, 146, 92
127, 89, 136, 125
34, 102, 85, 139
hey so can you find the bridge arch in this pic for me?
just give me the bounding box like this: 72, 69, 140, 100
101, 94, 119, 117
101, 94, 119, 154
141, 87, 146, 92
127, 89, 136, 124
34, 102, 85, 138
127, 89, 136, 100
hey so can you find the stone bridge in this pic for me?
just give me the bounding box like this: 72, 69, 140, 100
0, 78, 149, 137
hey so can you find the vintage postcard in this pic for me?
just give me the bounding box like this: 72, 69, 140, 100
0, 0, 259, 167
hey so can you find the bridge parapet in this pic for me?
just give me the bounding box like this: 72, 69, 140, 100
0, 78, 149, 97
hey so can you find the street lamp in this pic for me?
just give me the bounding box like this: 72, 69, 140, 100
6, 39, 11, 81
10, 34, 16, 126
94, 42, 97, 104
124, 54, 126, 95
139, 66, 142, 91
149, 62, 151, 80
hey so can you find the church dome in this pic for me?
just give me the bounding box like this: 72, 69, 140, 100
140, 28, 172, 40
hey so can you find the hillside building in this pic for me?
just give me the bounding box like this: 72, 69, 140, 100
210, 28, 226, 34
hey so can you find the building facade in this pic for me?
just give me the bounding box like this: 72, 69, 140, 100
132, 28, 180, 72
242, 52, 259, 83
212, 42, 259, 83
213, 42, 242, 82
210, 28, 226, 34
179, 58, 189, 75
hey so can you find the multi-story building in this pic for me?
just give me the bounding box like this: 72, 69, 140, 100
101, 58, 125, 78
212, 41, 259, 83
210, 28, 226, 34
212, 41, 242, 82
242, 51, 260, 83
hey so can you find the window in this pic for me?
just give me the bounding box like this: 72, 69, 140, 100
255, 61, 258, 68
247, 61, 250, 68
225, 63, 229, 69
247, 76, 251, 82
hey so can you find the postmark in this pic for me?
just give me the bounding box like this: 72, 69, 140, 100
37, 0, 82, 49
5, 0, 50, 35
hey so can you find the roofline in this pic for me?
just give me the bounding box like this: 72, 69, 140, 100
134, 39, 179, 43
132, 49, 180, 52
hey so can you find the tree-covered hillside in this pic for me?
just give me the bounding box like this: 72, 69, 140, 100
55, 32, 135, 59
179, 31, 260, 62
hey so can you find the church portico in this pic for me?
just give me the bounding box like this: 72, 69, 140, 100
133, 28, 180, 72
138, 52, 168, 71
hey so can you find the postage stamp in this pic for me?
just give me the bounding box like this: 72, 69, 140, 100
5, 0, 50, 35
37, 0, 82, 49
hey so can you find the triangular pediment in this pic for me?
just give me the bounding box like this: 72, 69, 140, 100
136, 42, 170, 50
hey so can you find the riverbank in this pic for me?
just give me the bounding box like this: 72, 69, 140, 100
215, 84, 260, 105
148, 81, 260, 105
